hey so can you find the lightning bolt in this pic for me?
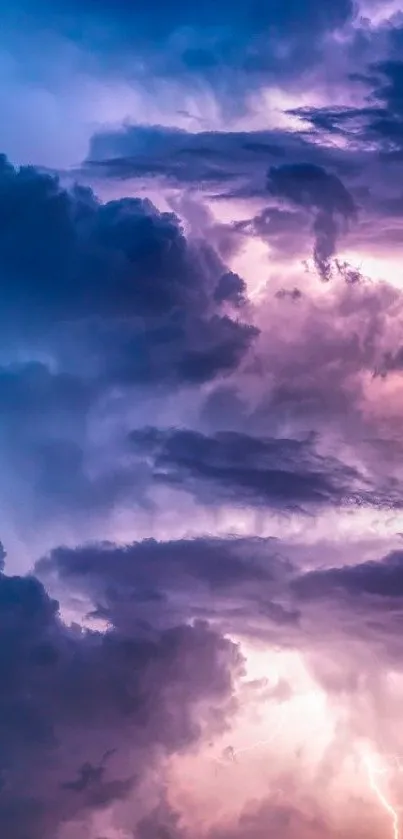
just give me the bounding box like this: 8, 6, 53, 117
212, 703, 289, 770
364, 754, 400, 839
212, 685, 325, 774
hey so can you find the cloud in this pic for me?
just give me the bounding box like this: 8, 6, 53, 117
0, 157, 199, 318
5, 5, 403, 838
28, 527, 403, 839
127, 427, 384, 512
294, 549, 403, 600
0, 157, 256, 385
38, 531, 403, 674
5, 0, 354, 109
267, 164, 356, 280
85, 123, 358, 201
37, 532, 403, 798
290, 59, 403, 153
213, 272, 247, 307
36, 536, 298, 635
0, 158, 258, 540
0, 361, 147, 534
0, 560, 241, 839
198, 277, 403, 460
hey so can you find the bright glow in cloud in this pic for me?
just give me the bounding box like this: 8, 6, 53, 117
364, 751, 402, 839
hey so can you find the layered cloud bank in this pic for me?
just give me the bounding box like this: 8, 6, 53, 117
3, 1, 403, 838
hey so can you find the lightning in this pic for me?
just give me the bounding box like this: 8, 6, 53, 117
213, 687, 325, 772
212, 703, 289, 771
364, 753, 400, 839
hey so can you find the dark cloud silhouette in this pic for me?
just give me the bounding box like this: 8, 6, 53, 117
0, 562, 241, 839
36, 536, 296, 636
0, 158, 259, 535
213, 272, 247, 307
85, 313, 258, 387
0, 156, 256, 386
267, 164, 356, 280
294, 549, 403, 600
128, 427, 377, 511
85, 124, 358, 203
289, 60, 403, 154
39, 532, 403, 666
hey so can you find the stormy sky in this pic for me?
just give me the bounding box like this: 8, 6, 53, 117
3, 1, 403, 838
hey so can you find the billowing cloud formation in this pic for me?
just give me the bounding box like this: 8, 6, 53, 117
0, 156, 259, 537
267, 164, 356, 280
0, 156, 256, 378
6, 3, 403, 838
85, 125, 365, 277
37, 534, 403, 758
0, 551, 241, 839
36, 536, 299, 634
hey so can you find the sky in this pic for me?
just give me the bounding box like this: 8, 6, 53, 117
5, 1, 403, 838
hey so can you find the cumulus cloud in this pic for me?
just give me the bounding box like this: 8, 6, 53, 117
38, 532, 403, 673
0, 557, 241, 839
0, 156, 254, 344
8, 531, 403, 838
37, 533, 403, 762
0, 157, 258, 539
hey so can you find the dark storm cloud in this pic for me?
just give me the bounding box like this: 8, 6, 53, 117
0, 157, 259, 537
128, 427, 377, 512
80, 313, 258, 387
36, 535, 298, 633
0, 156, 210, 320
7, 0, 354, 104
86, 126, 376, 282
85, 124, 361, 201
287, 547, 403, 674
0, 156, 256, 386
267, 164, 356, 280
84, 120, 403, 275
213, 272, 247, 307
84, 124, 297, 200
290, 59, 403, 153
0, 554, 241, 839
38, 533, 403, 697
294, 549, 403, 600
